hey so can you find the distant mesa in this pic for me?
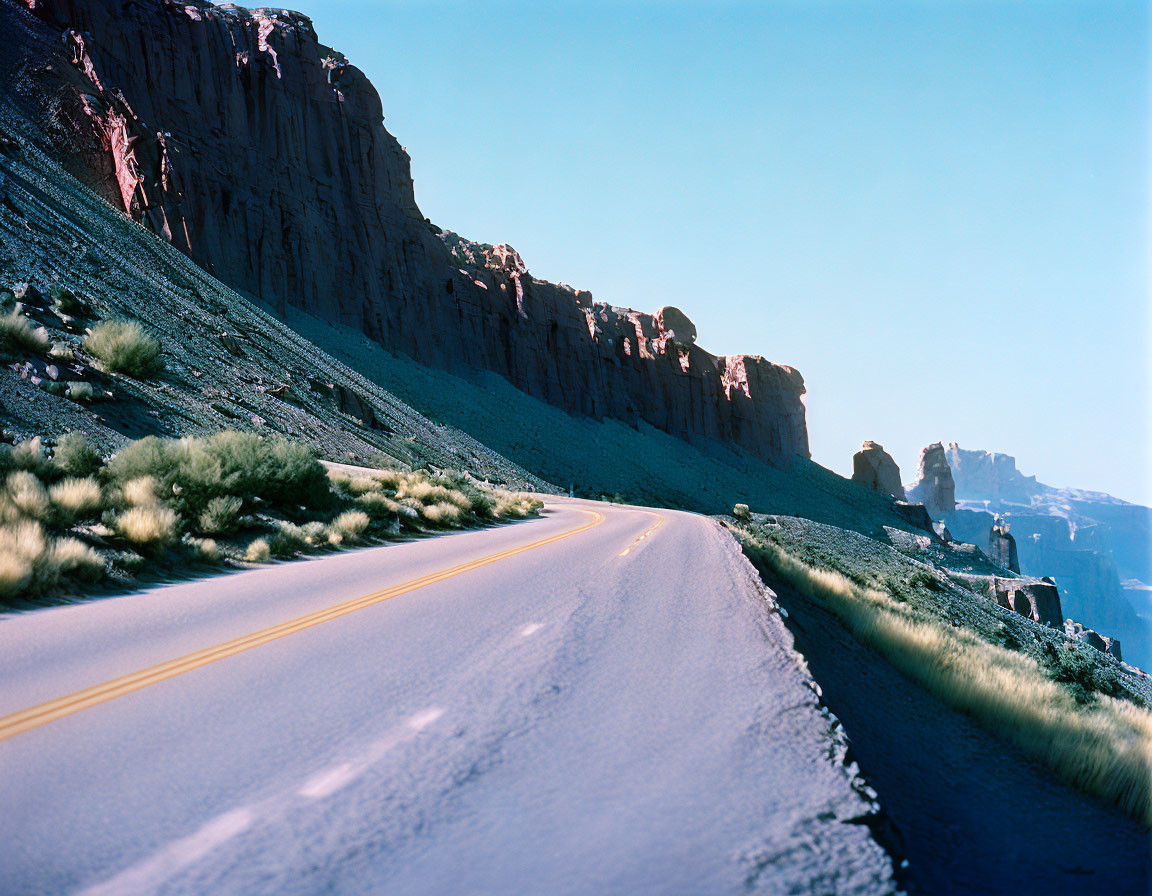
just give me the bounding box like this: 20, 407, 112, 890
851, 440, 905, 501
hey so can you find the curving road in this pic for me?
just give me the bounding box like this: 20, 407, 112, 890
0, 501, 896, 894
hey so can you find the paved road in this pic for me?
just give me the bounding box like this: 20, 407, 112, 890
0, 501, 895, 894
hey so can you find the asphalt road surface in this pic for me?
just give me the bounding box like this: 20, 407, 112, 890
0, 500, 896, 894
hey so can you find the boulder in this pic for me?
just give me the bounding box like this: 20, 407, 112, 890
906, 442, 956, 518
851, 441, 906, 500
1064, 620, 1122, 661
654, 306, 697, 345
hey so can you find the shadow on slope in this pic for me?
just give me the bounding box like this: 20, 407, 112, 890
281, 305, 911, 536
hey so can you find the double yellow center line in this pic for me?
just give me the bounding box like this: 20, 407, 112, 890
0, 510, 603, 744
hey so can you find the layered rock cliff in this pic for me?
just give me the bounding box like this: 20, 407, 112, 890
12, 0, 809, 464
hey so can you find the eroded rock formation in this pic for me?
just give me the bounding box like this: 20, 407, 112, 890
988, 523, 1020, 573
987, 578, 1063, 629
906, 442, 956, 518
13, 0, 809, 465
851, 441, 905, 500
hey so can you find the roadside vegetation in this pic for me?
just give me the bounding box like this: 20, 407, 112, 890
82, 318, 164, 377
732, 515, 1152, 826
0, 430, 541, 605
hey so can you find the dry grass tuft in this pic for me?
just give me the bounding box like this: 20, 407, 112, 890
49, 477, 103, 524
122, 476, 160, 508
329, 510, 370, 544
51, 538, 105, 580
0, 309, 50, 355
83, 319, 163, 377
422, 501, 464, 526
244, 538, 271, 563
4, 471, 48, 521
115, 504, 179, 549
740, 531, 1152, 825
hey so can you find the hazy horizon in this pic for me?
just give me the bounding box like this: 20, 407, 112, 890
302, 0, 1150, 504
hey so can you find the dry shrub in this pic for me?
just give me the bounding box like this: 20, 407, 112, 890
183, 536, 220, 563
122, 476, 160, 507
244, 538, 271, 563
328, 510, 370, 544
52, 537, 104, 581
83, 319, 163, 377
422, 501, 463, 527
398, 479, 471, 511
4, 471, 48, 521
0, 309, 50, 355
49, 477, 103, 524
4, 437, 52, 479
0, 521, 55, 596
115, 504, 178, 548
356, 491, 405, 520
493, 492, 541, 519
741, 532, 1152, 825
0, 550, 32, 599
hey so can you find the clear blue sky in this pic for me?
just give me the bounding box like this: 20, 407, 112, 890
301, 0, 1150, 504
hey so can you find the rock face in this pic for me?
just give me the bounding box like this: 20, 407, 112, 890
851, 441, 905, 500
13, 0, 809, 466
988, 524, 1020, 573
906, 442, 956, 518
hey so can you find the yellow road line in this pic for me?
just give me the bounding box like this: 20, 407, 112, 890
0, 510, 604, 744
618, 512, 665, 557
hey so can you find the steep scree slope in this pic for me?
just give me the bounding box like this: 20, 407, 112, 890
9, 0, 809, 466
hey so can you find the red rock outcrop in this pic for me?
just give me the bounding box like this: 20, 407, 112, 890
850, 441, 905, 500
12, 0, 809, 465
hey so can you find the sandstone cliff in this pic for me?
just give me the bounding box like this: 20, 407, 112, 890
14, 0, 809, 465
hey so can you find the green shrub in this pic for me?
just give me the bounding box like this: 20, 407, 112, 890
53, 432, 103, 477
0, 310, 50, 356
83, 319, 163, 377
197, 495, 243, 536
269, 521, 311, 558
